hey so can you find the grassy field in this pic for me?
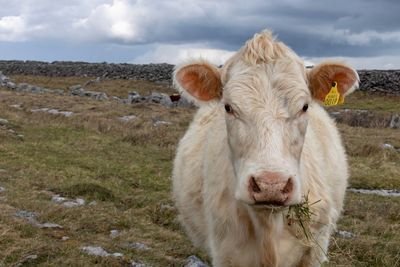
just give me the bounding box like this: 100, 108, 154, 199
0, 76, 399, 266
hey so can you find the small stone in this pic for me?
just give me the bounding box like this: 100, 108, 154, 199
70, 85, 83, 91
110, 229, 119, 239
336, 230, 355, 239
15, 210, 37, 219
380, 143, 395, 150
389, 114, 400, 129
81, 246, 109, 257
10, 104, 22, 109
88, 201, 97, 206
127, 242, 150, 250
0, 187, 5, 193
36, 222, 63, 229
61, 236, 70, 241
17, 134, 24, 139
31, 108, 49, 112
131, 261, 151, 267
0, 118, 9, 125
25, 255, 38, 260
185, 255, 209, 267
52, 195, 67, 203
112, 252, 123, 257
153, 119, 172, 127
75, 198, 85, 205
119, 115, 137, 122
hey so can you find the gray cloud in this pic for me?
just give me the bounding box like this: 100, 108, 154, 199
0, 0, 399, 67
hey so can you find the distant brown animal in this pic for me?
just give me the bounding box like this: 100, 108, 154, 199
173, 30, 358, 267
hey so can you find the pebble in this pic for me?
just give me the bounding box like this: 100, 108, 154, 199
347, 188, 400, 197
131, 261, 151, 267
36, 222, 63, 229
185, 255, 209, 267
336, 230, 355, 239
0, 118, 9, 125
80, 246, 123, 258
52, 194, 67, 203
153, 119, 172, 127
81, 246, 109, 257
126, 242, 150, 250
0, 186, 5, 193
110, 229, 119, 239
119, 115, 137, 122
61, 236, 70, 241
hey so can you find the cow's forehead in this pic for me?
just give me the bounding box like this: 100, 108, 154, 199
222, 59, 310, 117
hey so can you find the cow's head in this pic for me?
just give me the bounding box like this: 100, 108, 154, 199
174, 30, 358, 207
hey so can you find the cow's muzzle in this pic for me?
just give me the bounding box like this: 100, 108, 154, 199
248, 171, 294, 206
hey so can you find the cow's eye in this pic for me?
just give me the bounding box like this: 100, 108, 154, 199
224, 104, 234, 114
302, 104, 309, 112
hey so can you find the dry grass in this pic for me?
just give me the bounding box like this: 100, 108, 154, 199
0, 79, 399, 266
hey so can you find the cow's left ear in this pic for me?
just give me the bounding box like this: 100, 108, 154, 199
307, 62, 359, 103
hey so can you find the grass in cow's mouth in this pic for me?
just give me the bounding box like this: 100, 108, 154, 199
286, 195, 321, 241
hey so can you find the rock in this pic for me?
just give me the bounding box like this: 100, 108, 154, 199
10, 104, 22, 109
160, 94, 173, 107
31, 108, 49, 113
126, 242, 150, 250
153, 119, 172, 127
52, 194, 67, 203
0, 118, 9, 125
347, 188, 400, 197
0, 187, 5, 193
31, 108, 74, 117
76, 198, 85, 205
36, 222, 63, 229
110, 229, 119, 239
6, 81, 16, 89
389, 114, 400, 129
47, 109, 74, 117
15, 210, 37, 220
62, 199, 85, 208
12, 254, 38, 266
88, 201, 97, 206
84, 77, 101, 87
380, 143, 395, 150
80, 246, 123, 258
61, 236, 70, 241
70, 85, 108, 100
81, 246, 110, 257
176, 95, 194, 108
336, 230, 355, 239
131, 261, 151, 267
185, 255, 209, 267
119, 115, 137, 122
70, 85, 82, 91
127, 91, 144, 103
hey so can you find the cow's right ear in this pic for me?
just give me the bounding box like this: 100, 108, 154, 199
173, 61, 222, 104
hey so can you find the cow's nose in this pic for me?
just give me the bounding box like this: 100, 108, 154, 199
248, 172, 293, 206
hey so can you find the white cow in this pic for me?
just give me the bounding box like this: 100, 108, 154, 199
172, 30, 358, 267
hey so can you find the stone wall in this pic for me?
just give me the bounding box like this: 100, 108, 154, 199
0, 60, 399, 94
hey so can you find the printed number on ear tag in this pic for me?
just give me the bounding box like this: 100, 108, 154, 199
324, 81, 341, 106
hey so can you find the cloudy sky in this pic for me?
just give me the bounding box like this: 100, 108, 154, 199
0, 0, 399, 69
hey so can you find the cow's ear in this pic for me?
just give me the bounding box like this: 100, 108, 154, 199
307, 62, 359, 103
174, 60, 222, 103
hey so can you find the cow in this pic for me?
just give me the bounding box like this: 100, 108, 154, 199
172, 30, 358, 267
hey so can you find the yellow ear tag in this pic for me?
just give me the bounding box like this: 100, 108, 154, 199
324, 81, 341, 106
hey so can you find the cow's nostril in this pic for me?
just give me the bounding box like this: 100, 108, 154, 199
282, 178, 293, 194
250, 176, 261, 193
